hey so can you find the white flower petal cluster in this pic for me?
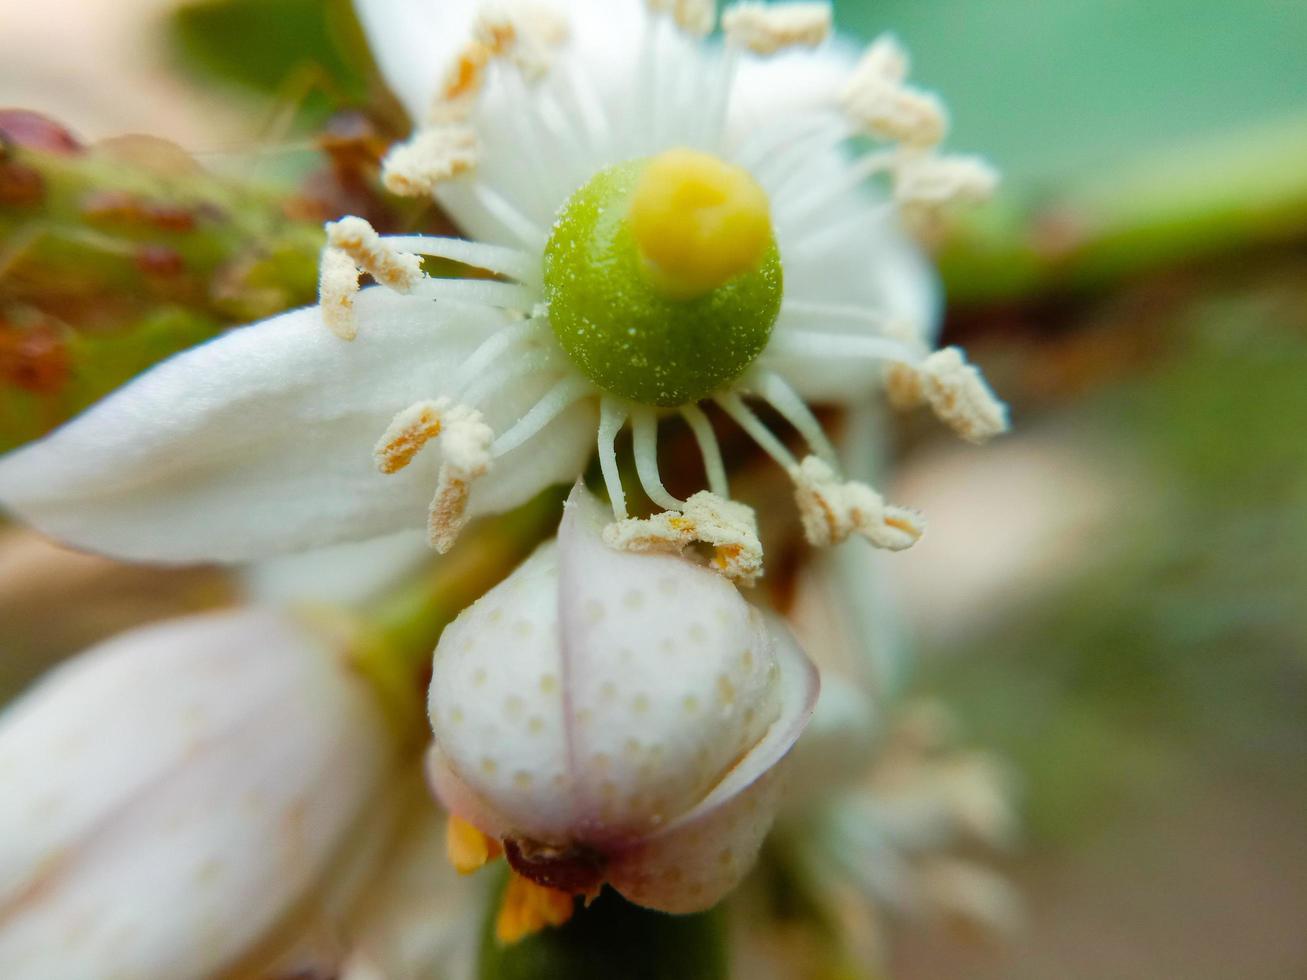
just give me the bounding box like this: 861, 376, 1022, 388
0, 0, 1018, 956
0, 0, 1005, 576
0, 609, 398, 979
427, 484, 818, 913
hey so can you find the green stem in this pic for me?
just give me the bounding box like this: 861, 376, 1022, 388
939, 117, 1307, 305
479, 874, 729, 980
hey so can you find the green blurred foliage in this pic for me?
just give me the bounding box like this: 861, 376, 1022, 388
922, 278, 1307, 843
838, 0, 1307, 190
169, 0, 377, 125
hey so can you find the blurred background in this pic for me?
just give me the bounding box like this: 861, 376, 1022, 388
2, 0, 1306, 977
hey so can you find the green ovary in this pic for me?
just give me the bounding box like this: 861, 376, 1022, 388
542, 154, 783, 408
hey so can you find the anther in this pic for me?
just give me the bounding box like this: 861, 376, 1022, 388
426, 6, 568, 123
893, 152, 1000, 216
325, 216, 423, 292
318, 246, 361, 340
789, 456, 924, 551
496, 871, 575, 944
374, 398, 495, 552
475, 5, 570, 80
841, 34, 948, 148
427, 404, 495, 553
894, 347, 1009, 444
382, 125, 480, 197
648, 0, 716, 37
604, 491, 764, 586
374, 400, 446, 474
722, 2, 832, 54
446, 814, 503, 874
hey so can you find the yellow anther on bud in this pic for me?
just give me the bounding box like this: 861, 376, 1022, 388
496, 872, 575, 944
629, 148, 773, 300
446, 814, 503, 874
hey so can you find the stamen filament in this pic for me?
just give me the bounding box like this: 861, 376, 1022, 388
780, 298, 902, 330
765, 330, 924, 365
752, 119, 853, 198
787, 200, 895, 255
755, 371, 838, 466
561, 58, 613, 162
470, 181, 547, 250
733, 112, 844, 173
699, 42, 740, 151
668, 26, 704, 145
383, 236, 536, 282
776, 149, 896, 223
491, 377, 593, 458
451, 317, 547, 396
460, 349, 561, 408
598, 398, 630, 520
535, 86, 595, 193
714, 391, 797, 470
679, 403, 729, 497
630, 9, 657, 155
632, 408, 683, 511
499, 65, 561, 216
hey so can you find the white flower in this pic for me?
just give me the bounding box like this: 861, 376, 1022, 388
800, 702, 1022, 933
0, 0, 1006, 574
239, 528, 435, 607
425, 484, 818, 931
0, 608, 400, 980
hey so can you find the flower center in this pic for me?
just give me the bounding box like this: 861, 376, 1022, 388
543, 148, 782, 407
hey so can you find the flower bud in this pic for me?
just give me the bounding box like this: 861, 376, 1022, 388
0, 609, 397, 979
427, 484, 818, 915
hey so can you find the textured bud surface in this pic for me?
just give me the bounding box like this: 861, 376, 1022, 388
430, 489, 784, 844
427, 485, 818, 913
0, 609, 394, 979
428, 543, 574, 841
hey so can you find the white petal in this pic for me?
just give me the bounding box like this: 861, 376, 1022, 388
339, 795, 483, 980
556, 486, 788, 843
427, 486, 819, 854
726, 39, 859, 143
781, 670, 879, 805
605, 763, 785, 914
239, 529, 434, 606
355, 0, 643, 133
723, 42, 940, 402
433, 0, 647, 243
771, 214, 937, 404
0, 609, 394, 979
427, 541, 575, 841
606, 617, 818, 913
353, 0, 481, 123
0, 288, 595, 562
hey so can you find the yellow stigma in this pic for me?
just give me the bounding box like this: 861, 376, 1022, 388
628, 148, 773, 300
